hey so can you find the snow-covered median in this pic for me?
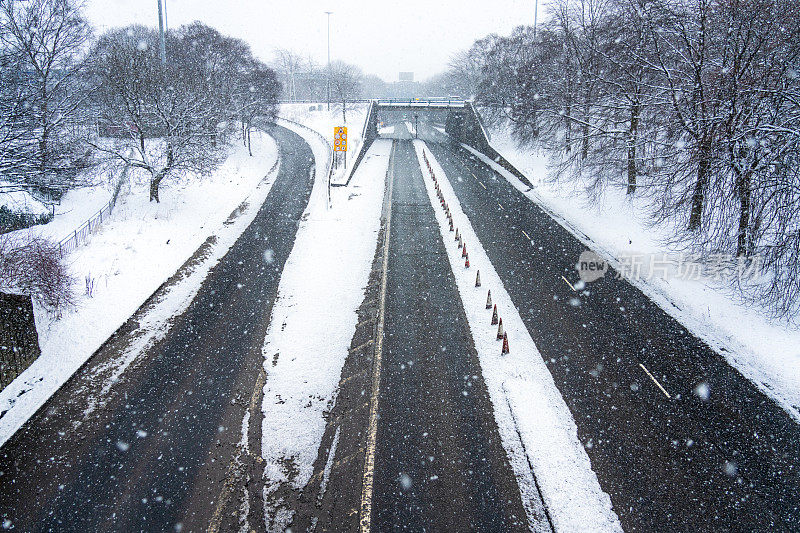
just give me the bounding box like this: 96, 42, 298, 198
279, 103, 368, 184
413, 140, 621, 532
464, 128, 800, 423
258, 132, 388, 529
0, 130, 279, 447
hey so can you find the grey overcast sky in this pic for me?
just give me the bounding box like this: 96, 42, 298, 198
85, 0, 537, 82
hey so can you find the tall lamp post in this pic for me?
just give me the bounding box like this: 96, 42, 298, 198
325, 11, 332, 111
157, 0, 166, 65
533, 0, 539, 40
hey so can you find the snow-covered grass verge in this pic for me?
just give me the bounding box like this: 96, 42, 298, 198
469, 127, 800, 423
0, 130, 280, 447
414, 140, 621, 532
0, 186, 53, 217
279, 103, 368, 184
258, 136, 389, 530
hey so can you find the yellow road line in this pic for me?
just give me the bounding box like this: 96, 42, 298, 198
359, 142, 395, 533
522, 230, 531, 240
639, 363, 672, 399
561, 275, 576, 292
498, 202, 504, 210
480, 181, 487, 190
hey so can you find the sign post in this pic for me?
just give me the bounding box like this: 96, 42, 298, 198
334, 126, 348, 168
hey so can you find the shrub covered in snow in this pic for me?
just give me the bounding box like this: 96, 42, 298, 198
0, 235, 74, 312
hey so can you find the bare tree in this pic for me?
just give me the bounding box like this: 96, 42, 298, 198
447, 45, 488, 99
87, 26, 217, 202
236, 62, 281, 155
0, 0, 93, 194
274, 48, 305, 102
329, 61, 362, 123
0, 46, 36, 190
456, 0, 800, 316
87, 23, 281, 202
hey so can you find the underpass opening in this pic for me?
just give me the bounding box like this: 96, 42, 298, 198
375, 104, 459, 144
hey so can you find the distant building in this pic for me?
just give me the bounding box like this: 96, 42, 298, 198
386, 72, 421, 99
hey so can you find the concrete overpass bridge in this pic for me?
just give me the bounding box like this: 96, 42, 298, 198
344, 98, 529, 187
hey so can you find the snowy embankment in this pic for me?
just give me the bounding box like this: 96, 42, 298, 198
0, 187, 53, 217
413, 141, 621, 532
0, 130, 280, 447
469, 127, 800, 423
279, 102, 368, 184
258, 119, 388, 529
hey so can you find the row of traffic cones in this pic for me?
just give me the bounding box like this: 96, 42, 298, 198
423, 149, 509, 355
486, 290, 510, 353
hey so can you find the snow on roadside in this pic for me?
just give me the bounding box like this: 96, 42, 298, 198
464, 129, 800, 423
258, 130, 388, 530
0, 186, 52, 217
0, 130, 280, 447
279, 103, 368, 184
413, 140, 621, 532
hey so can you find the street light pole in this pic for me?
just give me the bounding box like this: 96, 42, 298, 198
325, 11, 332, 111
157, 0, 166, 65
533, 0, 539, 40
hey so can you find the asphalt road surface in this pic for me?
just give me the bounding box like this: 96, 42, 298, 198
0, 125, 314, 532
372, 139, 531, 531
424, 134, 800, 531
3, 115, 797, 533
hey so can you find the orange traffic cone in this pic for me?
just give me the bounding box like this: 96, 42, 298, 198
458, 234, 463, 248
449, 218, 454, 232
501, 332, 510, 354
496, 318, 504, 340
486, 290, 492, 309
475, 270, 481, 287
465, 254, 470, 268
462, 243, 467, 258
491, 304, 499, 325
455, 228, 460, 241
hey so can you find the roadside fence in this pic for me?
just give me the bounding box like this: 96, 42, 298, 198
57, 197, 116, 258
275, 117, 335, 206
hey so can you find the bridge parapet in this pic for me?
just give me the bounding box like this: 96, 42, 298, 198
375, 98, 467, 108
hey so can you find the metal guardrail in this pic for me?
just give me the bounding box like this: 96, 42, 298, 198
58, 199, 115, 257
275, 117, 335, 206
375, 98, 467, 108
279, 99, 372, 104
279, 98, 469, 108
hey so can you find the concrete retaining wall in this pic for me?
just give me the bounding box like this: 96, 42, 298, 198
447, 104, 534, 189
335, 102, 379, 187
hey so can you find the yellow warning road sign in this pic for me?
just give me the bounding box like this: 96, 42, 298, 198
334, 126, 348, 152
